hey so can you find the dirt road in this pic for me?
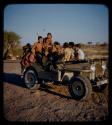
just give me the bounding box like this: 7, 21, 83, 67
3, 60, 108, 121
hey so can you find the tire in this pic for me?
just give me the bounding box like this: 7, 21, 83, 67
24, 68, 40, 89
68, 75, 92, 100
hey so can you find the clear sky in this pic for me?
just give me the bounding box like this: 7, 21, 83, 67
4, 4, 108, 45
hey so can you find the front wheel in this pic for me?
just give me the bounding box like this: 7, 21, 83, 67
68, 75, 92, 100
24, 68, 40, 89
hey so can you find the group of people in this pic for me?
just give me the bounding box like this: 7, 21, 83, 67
21, 32, 85, 70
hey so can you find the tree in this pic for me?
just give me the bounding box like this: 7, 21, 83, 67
4, 31, 21, 49
4, 31, 22, 59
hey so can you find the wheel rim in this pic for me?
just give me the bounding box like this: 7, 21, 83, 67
25, 71, 37, 88
72, 80, 85, 97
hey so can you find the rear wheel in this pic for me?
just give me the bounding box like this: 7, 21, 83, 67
68, 75, 92, 100
24, 68, 40, 89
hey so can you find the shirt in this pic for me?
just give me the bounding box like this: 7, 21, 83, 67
78, 49, 85, 60
64, 48, 74, 61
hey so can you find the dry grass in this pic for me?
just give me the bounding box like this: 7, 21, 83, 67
82, 45, 108, 59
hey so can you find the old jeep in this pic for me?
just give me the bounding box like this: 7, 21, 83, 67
21, 59, 108, 100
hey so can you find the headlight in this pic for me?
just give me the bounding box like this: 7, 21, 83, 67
102, 63, 106, 70
90, 64, 96, 71
101, 62, 107, 76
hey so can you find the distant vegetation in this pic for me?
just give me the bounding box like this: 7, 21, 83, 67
4, 31, 23, 59
82, 43, 108, 59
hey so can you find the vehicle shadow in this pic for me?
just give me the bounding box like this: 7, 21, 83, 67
3, 72, 73, 99
3, 72, 26, 88
39, 87, 72, 100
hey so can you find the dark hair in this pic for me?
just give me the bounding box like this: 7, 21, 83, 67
63, 42, 69, 48
26, 43, 31, 47
76, 43, 81, 48
23, 43, 32, 53
54, 41, 60, 45
47, 32, 52, 36
38, 36, 43, 40
69, 42, 74, 47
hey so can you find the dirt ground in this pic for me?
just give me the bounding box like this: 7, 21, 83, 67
3, 61, 108, 122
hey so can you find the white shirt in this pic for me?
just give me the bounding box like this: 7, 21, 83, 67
78, 49, 85, 60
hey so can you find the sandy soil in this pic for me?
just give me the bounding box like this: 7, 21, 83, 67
3, 61, 108, 121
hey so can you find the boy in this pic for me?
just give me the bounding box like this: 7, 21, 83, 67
75, 44, 85, 60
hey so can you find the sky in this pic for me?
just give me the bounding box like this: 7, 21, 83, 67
4, 4, 108, 45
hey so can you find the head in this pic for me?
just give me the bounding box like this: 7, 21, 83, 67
54, 42, 61, 52
69, 42, 74, 48
75, 43, 81, 51
47, 32, 52, 39
38, 36, 43, 43
26, 43, 31, 47
63, 42, 69, 48
54, 41, 60, 48
54, 41, 60, 46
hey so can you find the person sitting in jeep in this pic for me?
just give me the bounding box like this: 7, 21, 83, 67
20, 43, 36, 76
23, 43, 32, 56
42, 33, 53, 67
46, 41, 61, 71
68, 42, 75, 61
32, 36, 43, 65
74, 43, 85, 60
43, 32, 53, 55
63, 42, 74, 61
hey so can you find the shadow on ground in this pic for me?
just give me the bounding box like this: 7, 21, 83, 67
3, 72, 72, 99
4, 72, 25, 88
39, 87, 72, 99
